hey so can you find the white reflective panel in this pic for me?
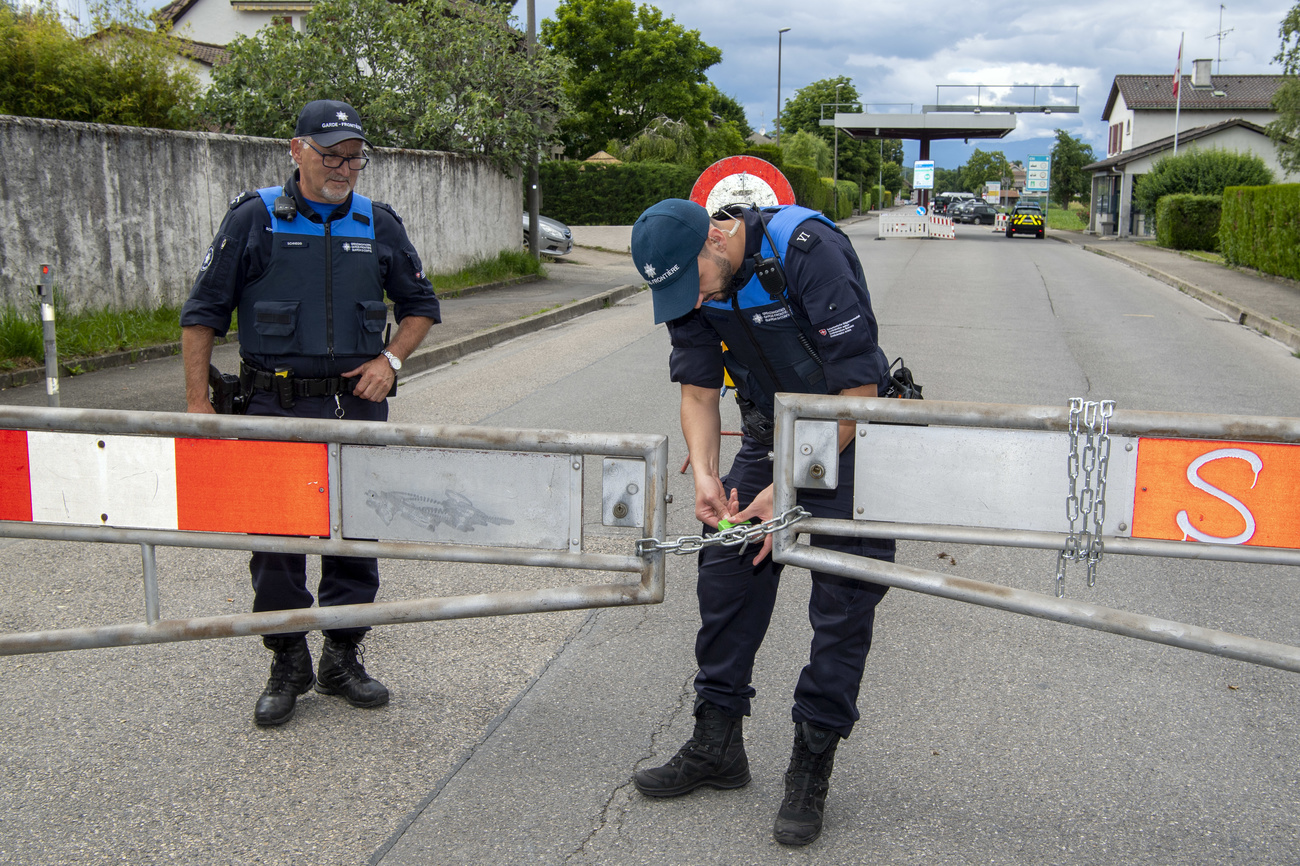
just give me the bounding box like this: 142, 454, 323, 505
27, 432, 178, 529
854, 424, 1137, 535
340, 446, 577, 549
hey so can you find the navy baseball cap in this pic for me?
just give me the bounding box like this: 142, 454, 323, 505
632, 199, 709, 324
294, 100, 369, 147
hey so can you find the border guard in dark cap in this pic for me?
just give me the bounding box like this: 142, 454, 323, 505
181, 100, 440, 727
628, 197, 896, 846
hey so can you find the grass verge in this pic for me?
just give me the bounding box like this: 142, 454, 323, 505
1047, 207, 1088, 231
428, 250, 546, 296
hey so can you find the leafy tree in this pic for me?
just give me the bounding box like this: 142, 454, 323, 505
201, 0, 569, 173
0, 0, 200, 129
611, 116, 695, 164
696, 119, 747, 168
1135, 148, 1274, 218
780, 129, 831, 175
708, 85, 752, 138
959, 148, 1011, 195
1270, 4, 1300, 172
1050, 129, 1095, 208
541, 0, 720, 159
932, 166, 961, 195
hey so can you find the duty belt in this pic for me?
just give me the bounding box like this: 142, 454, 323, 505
240, 364, 358, 398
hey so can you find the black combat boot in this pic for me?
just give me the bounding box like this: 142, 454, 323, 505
634, 699, 750, 797
773, 722, 841, 846
314, 634, 390, 708
254, 636, 315, 727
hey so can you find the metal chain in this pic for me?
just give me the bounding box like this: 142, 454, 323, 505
636, 506, 812, 557
1086, 401, 1115, 587
1055, 398, 1084, 597
1055, 398, 1115, 597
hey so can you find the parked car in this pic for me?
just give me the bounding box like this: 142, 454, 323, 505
949, 200, 977, 221
1006, 204, 1045, 238
522, 213, 573, 256
959, 202, 999, 225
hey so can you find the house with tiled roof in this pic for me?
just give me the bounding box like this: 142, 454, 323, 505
1084, 60, 1294, 236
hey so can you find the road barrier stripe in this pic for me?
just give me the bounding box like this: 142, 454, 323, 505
0, 431, 329, 534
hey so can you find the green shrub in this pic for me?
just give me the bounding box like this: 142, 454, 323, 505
742, 145, 784, 169
865, 185, 893, 209
1220, 184, 1300, 279
535, 161, 698, 225
784, 164, 827, 213
1135, 148, 1274, 225
1155, 195, 1221, 251
821, 178, 857, 220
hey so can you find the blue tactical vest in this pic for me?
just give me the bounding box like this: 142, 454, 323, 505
237, 187, 387, 359
699, 206, 843, 419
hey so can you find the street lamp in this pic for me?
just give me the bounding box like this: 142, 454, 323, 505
833, 82, 843, 217
776, 27, 790, 144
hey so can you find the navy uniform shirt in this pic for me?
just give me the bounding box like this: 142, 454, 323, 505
666, 208, 887, 395
181, 171, 442, 378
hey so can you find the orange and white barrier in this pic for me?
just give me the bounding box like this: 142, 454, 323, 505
928, 216, 956, 239
878, 215, 930, 238
0, 430, 327, 535
994, 213, 1008, 232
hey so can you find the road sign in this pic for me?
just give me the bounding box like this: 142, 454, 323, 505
1026, 155, 1050, 192
914, 160, 935, 190
690, 156, 794, 213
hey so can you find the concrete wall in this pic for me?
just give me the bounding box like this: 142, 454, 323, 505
0, 115, 517, 312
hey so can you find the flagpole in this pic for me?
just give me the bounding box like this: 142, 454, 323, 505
1173, 32, 1184, 154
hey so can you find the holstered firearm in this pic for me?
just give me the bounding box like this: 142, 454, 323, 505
208, 364, 248, 415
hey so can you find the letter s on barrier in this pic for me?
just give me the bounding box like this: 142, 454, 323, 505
1175, 448, 1263, 544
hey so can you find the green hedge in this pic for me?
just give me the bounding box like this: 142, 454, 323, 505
784, 164, 827, 214
1155, 194, 1222, 251
1220, 184, 1300, 280
866, 185, 893, 209
535, 161, 698, 225
822, 179, 858, 220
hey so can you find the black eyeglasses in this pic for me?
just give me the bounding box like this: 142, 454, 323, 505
305, 140, 370, 171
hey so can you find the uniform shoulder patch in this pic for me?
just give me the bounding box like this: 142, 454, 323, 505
373, 200, 404, 224
228, 190, 257, 210
787, 222, 822, 253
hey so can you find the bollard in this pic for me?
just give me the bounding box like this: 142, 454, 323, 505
36, 263, 58, 407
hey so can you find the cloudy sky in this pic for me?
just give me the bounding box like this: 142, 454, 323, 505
527, 0, 1290, 168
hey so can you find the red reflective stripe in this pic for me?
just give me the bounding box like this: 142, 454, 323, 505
0, 430, 32, 522
174, 439, 329, 535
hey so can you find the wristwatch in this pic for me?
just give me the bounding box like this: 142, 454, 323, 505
382, 350, 402, 371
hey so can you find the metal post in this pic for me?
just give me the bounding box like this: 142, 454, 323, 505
776, 27, 790, 144
833, 83, 843, 217
36, 263, 58, 407
140, 543, 160, 625
526, 0, 540, 261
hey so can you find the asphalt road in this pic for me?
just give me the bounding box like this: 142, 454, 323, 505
3, 223, 1300, 865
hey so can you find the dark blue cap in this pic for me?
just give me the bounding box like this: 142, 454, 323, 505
631, 199, 709, 324
294, 100, 369, 147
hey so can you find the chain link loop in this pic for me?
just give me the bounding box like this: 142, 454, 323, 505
1057, 398, 1115, 597
636, 506, 813, 557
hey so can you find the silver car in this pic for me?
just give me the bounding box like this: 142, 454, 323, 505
522, 213, 573, 256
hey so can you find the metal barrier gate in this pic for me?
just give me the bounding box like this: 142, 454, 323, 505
770, 395, 1300, 673
0, 406, 667, 655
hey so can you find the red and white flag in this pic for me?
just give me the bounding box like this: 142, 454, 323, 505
1173, 33, 1184, 98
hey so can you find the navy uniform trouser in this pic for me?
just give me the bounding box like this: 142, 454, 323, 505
694, 436, 894, 739
247, 390, 387, 644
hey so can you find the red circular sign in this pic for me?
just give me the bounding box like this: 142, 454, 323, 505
690, 156, 795, 212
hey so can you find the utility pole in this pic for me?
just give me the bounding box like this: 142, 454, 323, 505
776, 28, 790, 144
526, 0, 540, 261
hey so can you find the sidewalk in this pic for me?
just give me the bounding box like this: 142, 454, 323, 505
1050, 230, 1300, 354
0, 246, 643, 411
